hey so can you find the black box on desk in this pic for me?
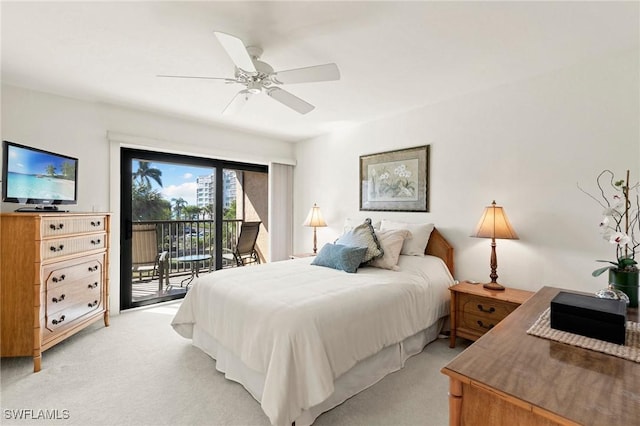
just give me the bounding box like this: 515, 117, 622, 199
550, 291, 627, 345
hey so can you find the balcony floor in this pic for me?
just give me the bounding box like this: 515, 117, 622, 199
130, 263, 242, 302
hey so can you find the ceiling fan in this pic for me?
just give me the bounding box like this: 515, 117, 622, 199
158, 31, 340, 115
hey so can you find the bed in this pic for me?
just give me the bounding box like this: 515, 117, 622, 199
171, 227, 455, 426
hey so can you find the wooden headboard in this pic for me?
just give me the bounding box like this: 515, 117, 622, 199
425, 227, 455, 277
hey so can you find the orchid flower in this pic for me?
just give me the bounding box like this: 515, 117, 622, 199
609, 232, 631, 247
580, 169, 639, 277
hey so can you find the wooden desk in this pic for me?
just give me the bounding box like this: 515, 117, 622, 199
441, 286, 640, 426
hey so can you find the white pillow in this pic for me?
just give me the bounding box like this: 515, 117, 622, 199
379, 220, 435, 256
369, 229, 412, 271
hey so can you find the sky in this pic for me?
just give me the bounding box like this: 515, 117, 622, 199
7, 143, 76, 175
133, 159, 213, 206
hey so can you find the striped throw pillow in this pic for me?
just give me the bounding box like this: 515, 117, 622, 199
335, 218, 384, 264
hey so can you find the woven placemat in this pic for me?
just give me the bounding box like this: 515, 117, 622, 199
526, 308, 640, 363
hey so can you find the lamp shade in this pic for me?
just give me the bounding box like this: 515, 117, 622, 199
472, 200, 518, 240
303, 203, 327, 228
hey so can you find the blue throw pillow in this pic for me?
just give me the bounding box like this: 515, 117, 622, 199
311, 243, 368, 273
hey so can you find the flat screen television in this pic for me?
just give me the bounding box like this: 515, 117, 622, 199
2, 140, 78, 211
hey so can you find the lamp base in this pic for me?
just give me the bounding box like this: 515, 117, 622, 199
483, 281, 506, 291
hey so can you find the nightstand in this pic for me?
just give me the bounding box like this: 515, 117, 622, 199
449, 282, 534, 348
290, 253, 316, 259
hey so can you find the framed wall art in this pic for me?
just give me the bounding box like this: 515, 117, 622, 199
360, 145, 429, 212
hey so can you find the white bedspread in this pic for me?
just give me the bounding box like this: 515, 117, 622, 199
171, 255, 453, 426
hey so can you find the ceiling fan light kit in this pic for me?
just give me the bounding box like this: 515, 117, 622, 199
158, 31, 340, 115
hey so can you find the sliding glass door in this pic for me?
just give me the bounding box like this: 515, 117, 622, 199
120, 148, 268, 310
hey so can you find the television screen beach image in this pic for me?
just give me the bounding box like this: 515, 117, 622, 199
3, 142, 77, 203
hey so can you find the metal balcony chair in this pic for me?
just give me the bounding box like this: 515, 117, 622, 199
222, 221, 261, 267
132, 223, 169, 291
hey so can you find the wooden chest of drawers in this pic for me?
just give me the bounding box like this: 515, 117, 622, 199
0, 212, 110, 372
449, 282, 533, 348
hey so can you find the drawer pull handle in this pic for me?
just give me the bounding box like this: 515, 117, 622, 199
88, 282, 99, 289
91, 220, 101, 226
91, 239, 101, 245
477, 304, 496, 314
49, 223, 64, 230
88, 300, 99, 308
50, 244, 64, 252
52, 315, 66, 325
52, 274, 66, 283
88, 265, 99, 272
52, 294, 66, 303
477, 320, 494, 330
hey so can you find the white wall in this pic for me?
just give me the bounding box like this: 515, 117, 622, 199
1, 84, 294, 314
2, 43, 638, 310
294, 48, 639, 295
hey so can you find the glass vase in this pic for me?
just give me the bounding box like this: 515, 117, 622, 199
595, 284, 630, 305
608, 269, 639, 308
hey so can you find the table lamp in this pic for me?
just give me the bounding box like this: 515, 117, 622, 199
303, 203, 327, 254
472, 200, 519, 291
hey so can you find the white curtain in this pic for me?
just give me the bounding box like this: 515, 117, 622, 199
268, 163, 294, 262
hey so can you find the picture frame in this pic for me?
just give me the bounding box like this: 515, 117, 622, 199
360, 145, 429, 212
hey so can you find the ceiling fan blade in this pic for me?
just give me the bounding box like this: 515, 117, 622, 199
272, 63, 340, 85
266, 87, 314, 114
222, 90, 252, 115
213, 31, 256, 73
157, 74, 236, 83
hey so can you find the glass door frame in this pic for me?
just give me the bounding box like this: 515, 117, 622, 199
120, 148, 268, 310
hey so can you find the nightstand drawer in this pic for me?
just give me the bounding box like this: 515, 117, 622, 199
458, 293, 519, 320
290, 253, 316, 259
459, 311, 500, 334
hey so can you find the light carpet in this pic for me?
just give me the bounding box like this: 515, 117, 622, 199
0, 301, 467, 426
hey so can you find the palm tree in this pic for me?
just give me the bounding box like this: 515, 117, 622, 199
132, 185, 172, 220
172, 197, 188, 219
133, 161, 163, 188
46, 164, 57, 177
184, 205, 202, 220
202, 203, 214, 220
61, 161, 75, 180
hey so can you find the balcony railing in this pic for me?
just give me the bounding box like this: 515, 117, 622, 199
132, 219, 243, 282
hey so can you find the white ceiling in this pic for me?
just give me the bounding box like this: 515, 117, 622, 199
2, 1, 638, 142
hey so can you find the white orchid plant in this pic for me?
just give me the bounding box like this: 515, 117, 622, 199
580, 170, 639, 277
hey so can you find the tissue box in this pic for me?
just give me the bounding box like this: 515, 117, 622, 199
550, 291, 627, 345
